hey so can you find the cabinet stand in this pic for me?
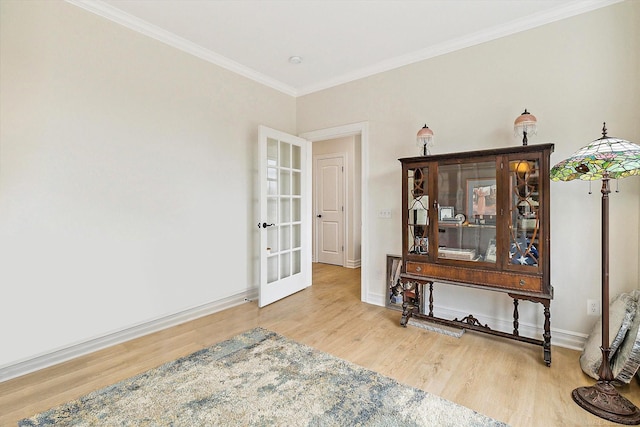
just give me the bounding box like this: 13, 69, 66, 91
400, 279, 552, 366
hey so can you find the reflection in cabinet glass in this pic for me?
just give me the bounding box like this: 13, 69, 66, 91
399, 143, 554, 366
408, 167, 429, 255
509, 159, 541, 266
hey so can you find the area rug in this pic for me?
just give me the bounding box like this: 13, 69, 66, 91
20, 328, 507, 426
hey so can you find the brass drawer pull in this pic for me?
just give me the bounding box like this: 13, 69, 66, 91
416, 266, 422, 272
519, 279, 526, 286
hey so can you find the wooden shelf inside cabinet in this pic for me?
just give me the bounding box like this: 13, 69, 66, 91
398, 143, 554, 366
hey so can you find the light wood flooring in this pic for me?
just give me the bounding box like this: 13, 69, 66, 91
2, 263, 639, 426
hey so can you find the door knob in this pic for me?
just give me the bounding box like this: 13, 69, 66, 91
258, 222, 275, 228
316, 214, 322, 218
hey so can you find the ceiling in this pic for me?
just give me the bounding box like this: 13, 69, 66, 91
70, 0, 620, 97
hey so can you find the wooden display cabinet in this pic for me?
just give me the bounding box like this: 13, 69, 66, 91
399, 143, 554, 366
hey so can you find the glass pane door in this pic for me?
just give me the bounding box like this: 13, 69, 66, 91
258, 125, 309, 308
508, 158, 541, 268
437, 161, 497, 262
266, 138, 302, 283
407, 167, 429, 256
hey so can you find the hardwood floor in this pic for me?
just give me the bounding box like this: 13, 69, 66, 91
2, 263, 639, 426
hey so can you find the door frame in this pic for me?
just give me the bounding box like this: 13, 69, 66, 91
313, 152, 347, 266
300, 122, 369, 303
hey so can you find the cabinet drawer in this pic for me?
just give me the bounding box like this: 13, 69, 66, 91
406, 262, 542, 293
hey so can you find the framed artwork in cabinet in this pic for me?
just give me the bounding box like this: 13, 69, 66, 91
386, 254, 403, 311
466, 178, 497, 222
438, 206, 455, 221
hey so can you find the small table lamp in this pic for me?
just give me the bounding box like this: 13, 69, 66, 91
514, 109, 537, 146
416, 124, 434, 156
550, 123, 640, 425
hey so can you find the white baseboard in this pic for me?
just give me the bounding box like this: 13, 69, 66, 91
1, 286, 587, 383
311, 259, 361, 268
346, 259, 361, 268
364, 290, 587, 351
0, 289, 258, 383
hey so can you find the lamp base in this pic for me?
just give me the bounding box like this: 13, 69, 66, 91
572, 381, 640, 425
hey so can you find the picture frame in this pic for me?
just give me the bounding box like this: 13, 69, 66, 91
466, 178, 497, 223
438, 206, 455, 221
386, 254, 403, 311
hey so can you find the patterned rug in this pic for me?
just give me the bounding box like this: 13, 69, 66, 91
20, 328, 508, 426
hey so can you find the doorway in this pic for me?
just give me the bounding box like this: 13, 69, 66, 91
300, 122, 368, 302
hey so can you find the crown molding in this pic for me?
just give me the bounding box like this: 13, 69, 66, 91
67, 0, 623, 98
295, 0, 624, 96
65, 0, 298, 97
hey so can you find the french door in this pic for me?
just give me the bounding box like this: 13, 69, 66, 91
258, 126, 312, 307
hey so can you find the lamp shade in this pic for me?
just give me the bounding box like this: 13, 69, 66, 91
416, 124, 434, 155
514, 109, 538, 136
510, 160, 531, 174
550, 124, 640, 181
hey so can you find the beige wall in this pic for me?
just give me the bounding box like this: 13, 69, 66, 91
0, 0, 296, 368
297, 1, 640, 341
312, 136, 362, 267
1, 0, 638, 371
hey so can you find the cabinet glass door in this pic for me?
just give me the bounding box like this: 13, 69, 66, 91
437, 161, 497, 263
508, 158, 541, 268
408, 167, 429, 256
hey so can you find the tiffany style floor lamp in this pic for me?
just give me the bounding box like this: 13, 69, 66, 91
550, 123, 640, 424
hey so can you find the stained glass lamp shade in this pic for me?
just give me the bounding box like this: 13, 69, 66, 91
550, 127, 640, 182
550, 123, 640, 425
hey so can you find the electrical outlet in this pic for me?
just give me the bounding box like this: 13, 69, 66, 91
587, 299, 600, 316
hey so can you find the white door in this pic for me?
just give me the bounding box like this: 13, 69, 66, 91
258, 125, 311, 308
316, 155, 344, 265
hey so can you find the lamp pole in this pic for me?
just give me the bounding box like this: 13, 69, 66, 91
599, 172, 612, 382
571, 171, 640, 424
551, 123, 640, 424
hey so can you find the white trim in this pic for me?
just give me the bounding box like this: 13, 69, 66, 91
300, 122, 369, 303
67, 0, 622, 97
0, 290, 257, 382
65, 0, 297, 97
346, 259, 361, 269
294, 0, 626, 96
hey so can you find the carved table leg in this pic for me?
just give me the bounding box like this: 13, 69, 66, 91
508, 293, 552, 367
400, 281, 419, 327
400, 300, 413, 327
543, 301, 552, 366
428, 282, 434, 316
513, 298, 520, 336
